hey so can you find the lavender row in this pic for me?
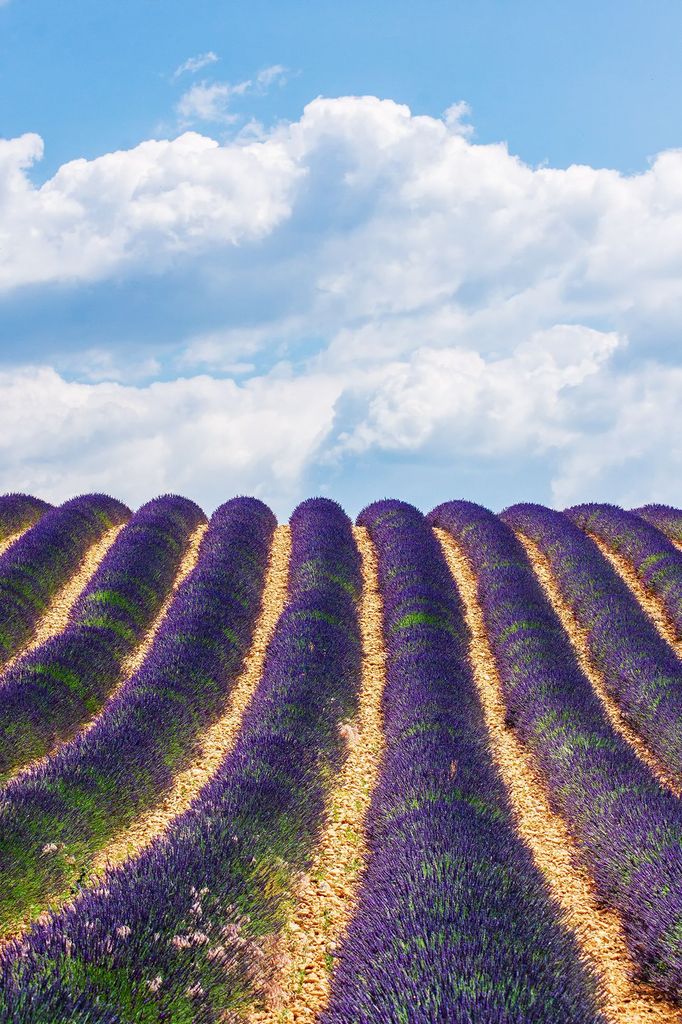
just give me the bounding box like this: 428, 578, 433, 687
431, 501, 682, 1002
323, 501, 603, 1023
635, 503, 682, 545
0, 498, 362, 1022
504, 503, 682, 778
566, 502, 682, 639
0, 494, 51, 544
0, 497, 268, 932
0, 494, 129, 668
0, 494, 205, 780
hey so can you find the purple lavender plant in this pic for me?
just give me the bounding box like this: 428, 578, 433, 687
0, 494, 205, 778
503, 502, 682, 778
431, 500, 682, 1003
0, 497, 266, 928
0, 497, 362, 1022
0, 494, 51, 543
322, 500, 604, 1023
635, 503, 682, 545
0, 494, 129, 668
566, 502, 682, 638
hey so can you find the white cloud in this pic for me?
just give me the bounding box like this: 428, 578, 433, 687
176, 81, 243, 125
549, 363, 682, 506
330, 326, 620, 458
254, 65, 288, 91
2, 95, 682, 508
55, 349, 162, 384
0, 131, 302, 289
175, 65, 289, 126
178, 327, 265, 374
173, 51, 219, 79
443, 100, 474, 138
0, 366, 342, 511
3, 323, 678, 513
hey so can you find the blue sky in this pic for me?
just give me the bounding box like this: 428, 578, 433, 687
4, 1, 682, 176
4, 0, 682, 178
1, 1, 681, 516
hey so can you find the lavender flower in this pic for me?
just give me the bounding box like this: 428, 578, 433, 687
567, 501, 682, 638
0, 494, 129, 667
433, 500, 682, 1002
0, 497, 362, 1022
323, 500, 603, 1023
506, 502, 682, 778
635, 503, 682, 545
0, 495, 205, 778
0, 494, 51, 543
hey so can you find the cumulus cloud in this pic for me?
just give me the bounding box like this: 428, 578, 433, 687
1, 95, 682, 509
3, 94, 678, 304
0, 366, 341, 511
0, 131, 302, 289
173, 51, 219, 79
2, 323, 676, 513
331, 326, 621, 458
549, 363, 682, 507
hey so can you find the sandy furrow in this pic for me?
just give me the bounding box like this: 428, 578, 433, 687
1, 524, 208, 789
118, 522, 208, 679
250, 525, 388, 1024
0, 524, 125, 676
89, 524, 291, 876
435, 527, 682, 1024
585, 530, 682, 655
515, 530, 680, 796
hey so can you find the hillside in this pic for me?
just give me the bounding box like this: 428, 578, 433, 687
0, 493, 680, 1023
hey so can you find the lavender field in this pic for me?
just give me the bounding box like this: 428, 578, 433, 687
0, 493, 680, 1023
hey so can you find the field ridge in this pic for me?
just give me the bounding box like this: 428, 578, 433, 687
0, 494, 680, 1022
